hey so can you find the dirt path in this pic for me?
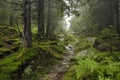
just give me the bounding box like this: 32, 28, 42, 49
39, 44, 75, 80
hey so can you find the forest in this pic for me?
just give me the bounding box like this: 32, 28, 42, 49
0, 0, 120, 80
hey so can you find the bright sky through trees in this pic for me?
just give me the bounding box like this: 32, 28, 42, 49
63, 0, 74, 30
64, 15, 74, 30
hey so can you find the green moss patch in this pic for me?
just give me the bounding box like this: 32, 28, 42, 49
51, 51, 64, 59
0, 47, 37, 80
0, 48, 11, 55
0, 39, 66, 80
38, 40, 66, 58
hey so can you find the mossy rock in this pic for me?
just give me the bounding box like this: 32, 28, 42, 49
15, 47, 38, 63
6, 38, 20, 45
0, 28, 17, 36
0, 47, 37, 78
0, 48, 11, 53
0, 40, 65, 80
0, 48, 11, 57
0, 40, 20, 59
38, 40, 65, 52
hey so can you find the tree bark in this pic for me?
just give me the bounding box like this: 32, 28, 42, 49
46, 0, 51, 38
22, 0, 32, 47
9, 0, 14, 27
114, 0, 120, 34
37, 0, 45, 37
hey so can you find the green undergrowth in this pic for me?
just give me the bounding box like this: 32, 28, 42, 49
0, 47, 37, 80
0, 48, 11, 55
38, 40, 66, 59
62, 36, 120, 80
75, 37, 95, 53
63, 50, 120, 80
0, 25, 66, 80
66, 52, 120, 80
0, 40, 66, 80
0, 26, 18, 37
21, 40, 66, 80
64, 34, 77, 45
0, 38, 20, 57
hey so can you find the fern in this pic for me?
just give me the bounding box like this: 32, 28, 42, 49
76, 58, 98, 79
63, 52, 120, 80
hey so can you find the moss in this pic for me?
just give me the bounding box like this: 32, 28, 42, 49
39, 40, 54, 45
0, 39, 66, 80
64, 34, 76, 44
37, 41, 54, 52
51, 51, 63, 59
1, 61, 21, 74
38, 45, 51, 52
51, 45, 64, 53
75, 39, 93, 53
51, 42, 66, 54
0, 27, 17, 37
20, 48, 37, 62
38, 40, 66, 58
25, 40, 66, 79
0, 48, 11, 55
0, 53, 17, 66
0, 47, 37, 80
38, 45, 64, 59
8, 38, 20, 45
16, 48, 26, 60
44, 75, 52, 80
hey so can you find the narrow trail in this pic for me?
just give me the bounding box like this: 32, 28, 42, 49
39, 44, 75, 80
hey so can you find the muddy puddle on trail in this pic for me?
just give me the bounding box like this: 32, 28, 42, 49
39, 44, 75, 80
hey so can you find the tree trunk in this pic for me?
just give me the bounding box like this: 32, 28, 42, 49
37, 0, 45, 37
46, 0, 51, 38
9, 0, 14, 27
114, 0, 120, 34
22, 0, 32, 47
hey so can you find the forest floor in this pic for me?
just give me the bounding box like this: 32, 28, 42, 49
39, 44, 75, 80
